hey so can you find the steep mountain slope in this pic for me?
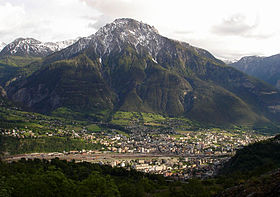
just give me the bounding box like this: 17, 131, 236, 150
9, 55, 116, 117
0, 38, 79, 88
0, 38, 79, 57
231, 54, 280, 89
6, 18, 280, 126
0, 56, 42, 87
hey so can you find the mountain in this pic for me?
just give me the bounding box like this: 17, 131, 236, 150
6, 18, 280, 127
0, 37, 79, 57
0, 42, 6, 51
45, 18, 221, 64
54, 38, 81, 51
231, 54, 280, 89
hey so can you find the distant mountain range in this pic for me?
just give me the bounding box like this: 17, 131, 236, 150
0, 37, 79, 57
1, 18, 280, 128
231, 54, 280, 89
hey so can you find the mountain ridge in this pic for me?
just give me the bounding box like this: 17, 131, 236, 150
231, 54, 280, 89
5, 18, 280, 127
0, 37, 79, 57
45, 18, 222, 64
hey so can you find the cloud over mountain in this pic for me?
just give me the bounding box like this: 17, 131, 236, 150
1, 0, 280, 61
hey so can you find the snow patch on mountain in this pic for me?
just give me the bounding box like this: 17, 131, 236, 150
58, 18, 167, 60
91, 18, 164, 57
0, 37, 80, 57
54, 38, 81, 51
237, 56, 264, 64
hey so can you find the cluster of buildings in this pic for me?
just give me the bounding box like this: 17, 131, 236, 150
94, 155, 230, 179
89, 128, 268, 157
1, 128, 36, 138
0, 113, 271, 180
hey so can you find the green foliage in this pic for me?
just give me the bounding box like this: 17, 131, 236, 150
2, 140, 280, 197
0, 64, 18, 86
0, 158, 168, 197
0, 106, 86, 133
86, 124, 102, 132
0, 56, 42, 86
220, 135, 280, 177
78, 172, 120, 197
110, 111, 200, 131
0, 56, 41, 68
215, 135, 280, 195
0, 136, 103, 154
110, 111, 143, 126
0, 176, 13, 197
142, 113, 166, 123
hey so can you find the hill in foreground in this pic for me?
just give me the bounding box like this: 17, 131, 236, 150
217, 135, 280, 196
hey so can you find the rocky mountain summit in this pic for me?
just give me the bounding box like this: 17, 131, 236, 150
48, 18, 217, 63
0, 37, 79, 57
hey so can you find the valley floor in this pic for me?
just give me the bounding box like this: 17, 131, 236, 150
0, 151, 241, 180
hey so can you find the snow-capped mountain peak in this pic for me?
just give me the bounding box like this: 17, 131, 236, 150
47, 18, 223, 65
58, 18, 167, 60
92, 18, 163, 57
238, 56, 264, 64
0, 38, 52, 57
55, 38, 81, 50
95, 18, 159, 37
0, 37, 80, 57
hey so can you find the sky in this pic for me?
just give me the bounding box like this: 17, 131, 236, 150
0, 0, 280, 61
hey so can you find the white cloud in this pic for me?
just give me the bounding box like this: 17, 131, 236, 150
0, 0, 100, 43
212, 14, 259, 36
0, 3, 26, 40
1, 0, 280, 60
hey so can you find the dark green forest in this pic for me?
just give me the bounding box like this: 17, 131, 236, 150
0, 136, 104, 155
0, 158, 221, 197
